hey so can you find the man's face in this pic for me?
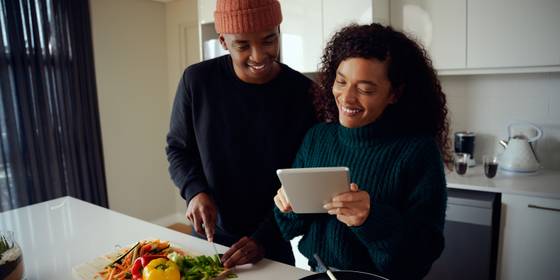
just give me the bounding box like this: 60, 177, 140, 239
219, 27, 280, 84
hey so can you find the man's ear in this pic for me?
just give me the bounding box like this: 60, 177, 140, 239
218, 34, 228, 50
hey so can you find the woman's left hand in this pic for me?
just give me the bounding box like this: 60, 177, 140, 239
324, 183, 370, 227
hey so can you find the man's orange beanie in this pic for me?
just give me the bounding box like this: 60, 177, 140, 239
214, 0, 282, 34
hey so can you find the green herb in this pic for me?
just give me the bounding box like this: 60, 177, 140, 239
167, 252, 237, 280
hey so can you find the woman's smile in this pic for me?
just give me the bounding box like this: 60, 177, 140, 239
340, 105, 364, 116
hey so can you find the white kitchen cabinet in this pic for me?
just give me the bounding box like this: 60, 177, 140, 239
322, 0, 373, 41
280, 0, 323, 73
498, 194, 560, 280
390, 0, 466, 70
281, 0, 373, 72
389, 0, 560, 74
197, 0, 215, 24
467, 0, 560, 69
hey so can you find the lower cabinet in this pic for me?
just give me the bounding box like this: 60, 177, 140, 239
498, 194, 560, 280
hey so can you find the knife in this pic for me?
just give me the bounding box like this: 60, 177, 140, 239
210, 241, 222, 265
203, 223, 221, 265
313, 253, 337, 280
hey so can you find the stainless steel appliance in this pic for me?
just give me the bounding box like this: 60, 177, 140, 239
425, 189, 501, 280
454, 131, 476, 166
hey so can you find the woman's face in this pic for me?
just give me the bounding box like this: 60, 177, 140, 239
333, 57, 396, 128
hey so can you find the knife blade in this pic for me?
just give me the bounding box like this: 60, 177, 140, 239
203, 223, 221, 264
313, 253, 337, 280
210, 241, 222, 265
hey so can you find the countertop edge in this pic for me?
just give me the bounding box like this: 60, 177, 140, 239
447, 183, 560, 200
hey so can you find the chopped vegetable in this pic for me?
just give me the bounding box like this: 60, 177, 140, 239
99, 240, 235, 280
130, 257, 143, 280
167, 252, 236, 280
107, 242, 140, 268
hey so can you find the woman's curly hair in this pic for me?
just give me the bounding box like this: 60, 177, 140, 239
314, 23, 452, 167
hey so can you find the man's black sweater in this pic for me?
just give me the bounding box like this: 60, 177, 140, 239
166, 55, 316, 261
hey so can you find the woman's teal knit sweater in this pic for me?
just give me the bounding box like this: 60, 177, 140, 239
274, 120, 447, 280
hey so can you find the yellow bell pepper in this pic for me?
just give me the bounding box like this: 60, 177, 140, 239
142, 258, 180, 280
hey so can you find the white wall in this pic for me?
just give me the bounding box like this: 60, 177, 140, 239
165, 0, 200, 219
90, 0, 178, 223
442, 72, 560, 170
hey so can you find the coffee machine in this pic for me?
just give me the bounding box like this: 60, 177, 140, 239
454, 131, 476, 166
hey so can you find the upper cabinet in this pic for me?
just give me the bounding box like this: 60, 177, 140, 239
390, 0, 466, 70
280, 0, 323, 73
197, 0, 560, 74
389, 0, 560, 74
198, 0, 215, 24
322, 0, 373, 40
467, 0, 560, 69
281, 0, 373, 73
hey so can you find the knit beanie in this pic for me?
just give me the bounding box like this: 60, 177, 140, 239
214, 0, 282, 34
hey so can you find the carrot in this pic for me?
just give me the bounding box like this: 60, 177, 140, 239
113, 269, 130, 279
106, 267, 116, 280
114, 263, 126, 271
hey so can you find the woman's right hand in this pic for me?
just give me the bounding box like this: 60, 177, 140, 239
274, 186, 293, 213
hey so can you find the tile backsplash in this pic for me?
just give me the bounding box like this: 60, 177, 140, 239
441, 72, 560, 170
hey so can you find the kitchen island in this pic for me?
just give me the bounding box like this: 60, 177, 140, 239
0, 196, 314, 280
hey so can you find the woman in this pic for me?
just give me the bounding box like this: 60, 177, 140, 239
273, 23, 451, 280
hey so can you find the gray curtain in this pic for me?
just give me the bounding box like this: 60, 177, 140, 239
0, 0, 108, 211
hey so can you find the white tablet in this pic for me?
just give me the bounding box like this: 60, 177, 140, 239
276, 167, 350, 214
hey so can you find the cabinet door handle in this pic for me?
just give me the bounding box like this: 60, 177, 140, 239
528, 204, 560, 212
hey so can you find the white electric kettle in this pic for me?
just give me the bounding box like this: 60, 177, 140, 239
499, 122, 543, 173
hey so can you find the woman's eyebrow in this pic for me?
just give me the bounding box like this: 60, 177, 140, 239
336, 71, 377, 86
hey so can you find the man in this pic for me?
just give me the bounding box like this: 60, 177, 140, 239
166, 0, 316, 268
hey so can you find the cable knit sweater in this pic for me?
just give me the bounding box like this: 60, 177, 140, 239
274, 120, 447, 280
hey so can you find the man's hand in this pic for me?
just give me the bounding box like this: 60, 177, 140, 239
273, 186, 292, 213
186, 192, 217, 241
323, 183, 370, 227
221, 236, 265, 268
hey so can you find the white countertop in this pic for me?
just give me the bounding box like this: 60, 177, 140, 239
0, 196, 313, 280
446, 166, 560, 199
